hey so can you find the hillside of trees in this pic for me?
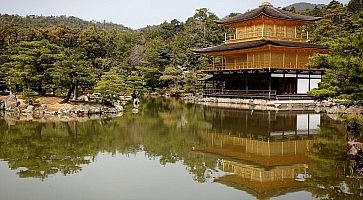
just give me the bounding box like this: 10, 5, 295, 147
0, 9, 224, 101
0, 0, 362, 102
284, 2, 326, 12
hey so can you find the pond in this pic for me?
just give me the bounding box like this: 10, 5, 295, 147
0, 98, 361, 200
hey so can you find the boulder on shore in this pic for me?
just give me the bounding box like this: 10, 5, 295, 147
0, 100, 5, 110
5, 94, 20, 111
24, 105, 35, 113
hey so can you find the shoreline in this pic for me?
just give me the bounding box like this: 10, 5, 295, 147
1, 94, 362, 123
183, 96, 363, 115
0, 95, 129, 123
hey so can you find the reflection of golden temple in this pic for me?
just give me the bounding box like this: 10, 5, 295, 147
216, 174, 309, 200
198, 132, 314, 166
222, 160, 307, 182
196, 131, 314, 199
215, 161, 310, 199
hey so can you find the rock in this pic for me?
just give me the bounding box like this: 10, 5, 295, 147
346, 106, 363, 115
347, 142, 363, 156
112, 100, 122, 107
89, 107, 102, 115
102, 105, 123, 114
58, 105, 71, 116
315, 107, 324, 113
0, 100, 5, 110
5, 94, 20, 111
24, 105, 35, 113
115, 105, 123, 112
327, 105, 346, 114
133, 98, 140, 108
74, 105, 90, 116
41, 104, 48, 111
78, 95, 89, 102
44, 111, 57, 115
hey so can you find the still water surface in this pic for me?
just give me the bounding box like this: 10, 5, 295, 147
0, 98, 361, 200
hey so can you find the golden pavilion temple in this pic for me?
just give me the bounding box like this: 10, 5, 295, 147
194, 2, 329, 100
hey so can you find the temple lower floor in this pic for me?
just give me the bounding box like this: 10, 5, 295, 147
201, 69, 323, 99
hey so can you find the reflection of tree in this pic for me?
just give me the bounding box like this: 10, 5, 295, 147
0, 119, 139, 180
307, 116, 363, 199
134, 98, 218, 182
0, 98, 218, 182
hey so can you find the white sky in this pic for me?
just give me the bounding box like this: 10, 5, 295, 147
0, 0, 350, 29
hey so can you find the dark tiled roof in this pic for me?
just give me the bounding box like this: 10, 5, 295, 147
217, 4, 321, 25
193, 40, 327, 54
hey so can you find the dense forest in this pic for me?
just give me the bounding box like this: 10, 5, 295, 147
0, 0, 362, 101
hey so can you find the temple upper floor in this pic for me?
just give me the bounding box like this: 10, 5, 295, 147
217, 2, 320, 44
224, 21, 310, 43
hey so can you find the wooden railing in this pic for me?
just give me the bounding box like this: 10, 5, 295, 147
204, 89, 277, 99
204, 62, 309, 71
225, 32, 308, 43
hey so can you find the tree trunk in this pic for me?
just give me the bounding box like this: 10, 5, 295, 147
37, 83, 45, 96
63, 83, 75, 103
72, 82, 78, 101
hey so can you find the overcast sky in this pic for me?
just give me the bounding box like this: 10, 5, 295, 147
0, 0, 350, 29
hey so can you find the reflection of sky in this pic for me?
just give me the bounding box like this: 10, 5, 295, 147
297, 114, 320, 131
0, 152, 318, 200
0, 152, 248, 200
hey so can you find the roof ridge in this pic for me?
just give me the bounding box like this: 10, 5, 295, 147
217, 4, 320, 24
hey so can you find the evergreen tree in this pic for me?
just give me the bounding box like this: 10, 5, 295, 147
95, 69, 124, 101
1, 39, 63, 94
51, 50, 94, 101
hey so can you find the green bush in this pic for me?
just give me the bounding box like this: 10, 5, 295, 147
308, 89, 336, 99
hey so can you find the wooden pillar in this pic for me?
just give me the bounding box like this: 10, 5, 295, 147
245, 72, 249, 92
294, 26, 297, 39
273, 24, 276, 37
212, 79, 215, 93
245, 26, 247, 38
283, 71, 286, 95
282, 51, 285, 68
296, 72, 298, 94
222, 56, 224, 69
212, 57, 215, 68
269, 47, 272, 67
308, 71, 311, 91
308, 114, 310, 135
262, 23, 265, 37
284, 25, 287, 38
295, 140, 297, 155
221, 76, 224, 93
268, 70, 272, 100
254, 25, 256, 37
253, 54, 255, 67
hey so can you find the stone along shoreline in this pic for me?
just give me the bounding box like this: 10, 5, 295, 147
0, 95, 127, 122
183, 96, 363, 115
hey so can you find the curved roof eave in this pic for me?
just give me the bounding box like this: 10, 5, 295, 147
217, 13, 321, 25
